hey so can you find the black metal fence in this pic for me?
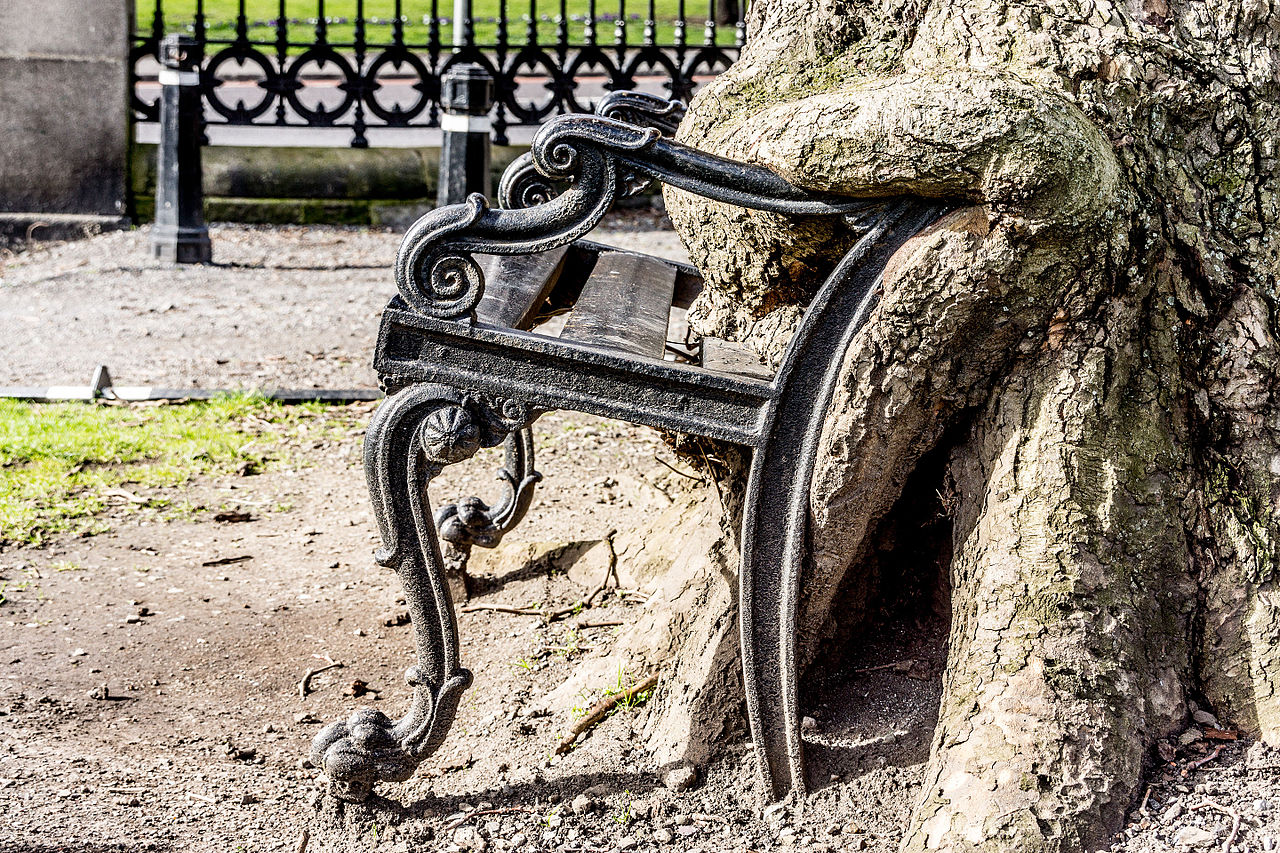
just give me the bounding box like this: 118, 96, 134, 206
131, 1, 745, 146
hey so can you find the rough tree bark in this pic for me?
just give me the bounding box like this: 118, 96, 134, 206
640, 0, 1280, 849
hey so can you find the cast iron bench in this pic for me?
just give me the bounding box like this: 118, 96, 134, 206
311, 92, 947, 803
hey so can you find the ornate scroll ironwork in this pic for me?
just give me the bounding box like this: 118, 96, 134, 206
400, 112, 883, 322
131, 0, 741, 147
311, 385, 536, 801
498, 92, 688, 209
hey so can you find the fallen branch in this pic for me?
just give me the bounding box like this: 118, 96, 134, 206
298, 656, 343, 698
1190, 799, 1241, 853
555, 672, 659, 755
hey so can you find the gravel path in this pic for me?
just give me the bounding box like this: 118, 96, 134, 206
0, 212, 687, 392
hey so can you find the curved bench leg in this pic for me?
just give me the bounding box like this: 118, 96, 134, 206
311, 384, 535, 801
738, 202, 946, 801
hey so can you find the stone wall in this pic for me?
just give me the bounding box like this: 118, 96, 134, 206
0, 0, 131, 217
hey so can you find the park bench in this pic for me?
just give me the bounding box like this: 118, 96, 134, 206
310, 92, 948, 803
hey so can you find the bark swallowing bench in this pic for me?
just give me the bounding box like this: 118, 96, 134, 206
311, 93, 947, 803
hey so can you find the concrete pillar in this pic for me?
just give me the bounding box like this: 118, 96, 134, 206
0, 0, 132, 237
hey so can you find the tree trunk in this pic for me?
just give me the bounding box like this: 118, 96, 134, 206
640, 0, 1280, 848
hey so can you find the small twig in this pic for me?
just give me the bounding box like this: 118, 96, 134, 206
299, 656, 343, 698
462, 603, 544, 616
295, 829, 310, 853
186, 791, 216, 804
107, 787, 146, 794
853, 660, 915, 674
202, 554, 253, 567
1137, 784, 1154, 818
1190, 799, 1241, 853
443, 806, 533, 831
556, 672, 660, 755
697, 445, 726, 517
653, 453, 704, 482
464, 532, 619, 623
1183, 744, 1225, 775
576, 620, 624, 629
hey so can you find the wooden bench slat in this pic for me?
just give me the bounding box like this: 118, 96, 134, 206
559, 251, 677, 358
474, 247, 570, 330
700, 336, 775, 380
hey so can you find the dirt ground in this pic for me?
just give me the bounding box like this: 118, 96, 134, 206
1, 222, 1278, 853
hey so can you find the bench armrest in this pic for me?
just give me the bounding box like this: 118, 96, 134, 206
395, 110, 886, 322
499, 92, 688, 209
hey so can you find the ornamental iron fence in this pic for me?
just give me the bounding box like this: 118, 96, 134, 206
131, 0, 746, 146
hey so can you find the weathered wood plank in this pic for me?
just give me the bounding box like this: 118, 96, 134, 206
701, 336, 775, 380
474, 246, 569, 330
559, 251, 677, 358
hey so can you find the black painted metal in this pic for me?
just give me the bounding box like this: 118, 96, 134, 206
131, 1, 742, 147
312, 101, 949, 802
439, 63, 496, 204
150, 34, 212, 265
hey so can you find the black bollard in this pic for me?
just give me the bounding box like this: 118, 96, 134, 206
150, 33, 211, 264
437, 64, 494, 206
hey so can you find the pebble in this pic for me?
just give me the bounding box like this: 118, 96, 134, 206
508, 833, 526, 848
763, 802, 788, 826
653, 828, 673, 843
571, 794, 596, 815
1179, 728, 1204, 746
1265, 837, 1276, 853
801, 716, 818, 733
452, 826, 486, 852
674, 825, 699, 838
1257, 798, 1272, 812
1174, 826, 1217, 847
662, 764, 697, 792
617, 837, 637, 850
1192, 709, 1221, 728
1161, 802, 1183, 823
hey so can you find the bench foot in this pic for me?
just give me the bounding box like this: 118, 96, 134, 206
311, 384, 534, 801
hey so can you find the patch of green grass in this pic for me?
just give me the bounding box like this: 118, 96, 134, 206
140, 0, 737, 50
0, 395, 336, 547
